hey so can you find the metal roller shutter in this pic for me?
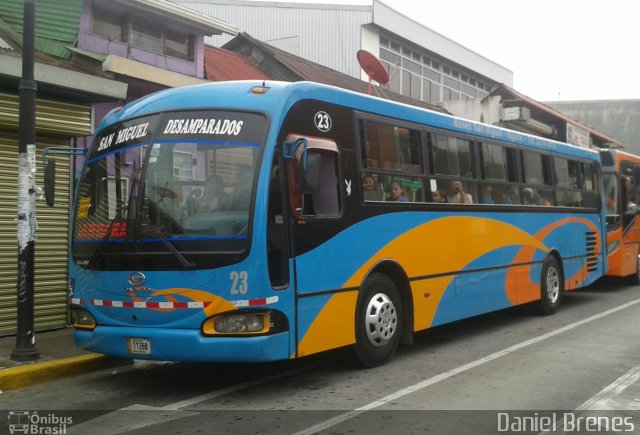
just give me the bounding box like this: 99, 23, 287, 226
0, 135, 72, 335
0, 92, 91, 335
0, 93, 93, 136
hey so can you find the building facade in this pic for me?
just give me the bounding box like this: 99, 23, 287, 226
547, 100, 640, 155
174, 0, 513, 105
176, 0, 621, 149
444, 86, 623, 149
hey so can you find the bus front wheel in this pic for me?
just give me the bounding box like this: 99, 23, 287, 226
539, 256, 563, 315
354, 273, 402, 367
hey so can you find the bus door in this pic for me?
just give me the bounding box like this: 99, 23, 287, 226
282, 135, 348, 357
620, 163, 640, 276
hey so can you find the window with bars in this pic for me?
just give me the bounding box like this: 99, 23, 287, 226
91, 4, 195, 62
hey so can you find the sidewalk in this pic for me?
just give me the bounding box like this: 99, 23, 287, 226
0, 328, 129, 391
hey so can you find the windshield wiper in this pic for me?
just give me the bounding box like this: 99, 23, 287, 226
143, 227, 197, 269
157, 236, 197, 269
87, 204, 128, 270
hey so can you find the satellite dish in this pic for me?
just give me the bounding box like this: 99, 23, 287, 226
357, 50, 389, 94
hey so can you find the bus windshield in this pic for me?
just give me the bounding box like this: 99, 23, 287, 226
72, 110, 267, 270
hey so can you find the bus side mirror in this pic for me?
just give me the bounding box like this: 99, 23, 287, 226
44, 159, 56, 207
302, 153, 321, 194
282, 135, 337, 219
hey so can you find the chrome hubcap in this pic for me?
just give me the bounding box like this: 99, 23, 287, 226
364, 293, 398, 348
546, 267, 560, 303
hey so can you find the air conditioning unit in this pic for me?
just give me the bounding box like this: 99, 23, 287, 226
500, 106, 531, 122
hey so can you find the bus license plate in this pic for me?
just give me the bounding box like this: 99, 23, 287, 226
128, 337, 151, 355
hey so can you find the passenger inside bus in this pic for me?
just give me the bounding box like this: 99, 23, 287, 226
522, 187, 542, 206
503, 186, 520, 205
200, 174, 227, 211
386, 181, 409, 202
480, 185, 494, 204
622, 175, 638, 213
447, 180, 472, 204
430, 190, 445, 203
362, 174, 377, 191
230, 166, 252, 210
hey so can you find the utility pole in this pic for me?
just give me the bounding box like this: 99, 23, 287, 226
12, 0, 40, 361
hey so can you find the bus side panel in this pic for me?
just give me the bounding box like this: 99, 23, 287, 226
293, 212, 602, 357
618, 227, 640, 277
606, 227, 625, 277
295, 292, 358, 358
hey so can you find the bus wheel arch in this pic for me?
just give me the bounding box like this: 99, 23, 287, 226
353, 262, 413, 367
367, 261, 414, 345
539, 251, 564, 315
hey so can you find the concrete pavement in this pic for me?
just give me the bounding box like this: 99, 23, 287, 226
0, 328, 129, 391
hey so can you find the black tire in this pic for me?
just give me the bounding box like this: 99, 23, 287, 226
354, 273, 402, 367
539, 256, 563, 315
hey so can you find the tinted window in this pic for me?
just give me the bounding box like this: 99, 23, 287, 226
482, 143, 506, 181
432, 135, 473, 177
360, 120, 422, 174
523, 152, 544, 185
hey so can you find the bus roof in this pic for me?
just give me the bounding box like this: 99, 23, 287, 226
101, 80, 599, 161
602, 148, 640, 163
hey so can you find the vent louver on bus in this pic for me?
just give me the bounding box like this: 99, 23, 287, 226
585, 232, 598, 272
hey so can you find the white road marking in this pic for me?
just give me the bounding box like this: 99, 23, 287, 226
294, 298, 640, 435
536, 367, 640, 435
67, 405, 197, 435
161, 364, 318, 411
67, 361, 327, 435
577, 366, 640, 411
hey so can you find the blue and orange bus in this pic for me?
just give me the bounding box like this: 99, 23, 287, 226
600, 149, 640, 283
50, 81, 606, 366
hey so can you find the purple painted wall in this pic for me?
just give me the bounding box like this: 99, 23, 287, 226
73, 0, 213, 170
77, 0, 205, 78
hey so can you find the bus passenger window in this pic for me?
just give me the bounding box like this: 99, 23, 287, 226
432, 135, 473, 178
523, 152, 544, 185
359, 119, 421, 173
362, 173, 385, 202
554, 158, 583, 207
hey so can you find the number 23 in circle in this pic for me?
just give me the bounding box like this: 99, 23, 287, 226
314, 111, 332, 132
230, 270, 248, 294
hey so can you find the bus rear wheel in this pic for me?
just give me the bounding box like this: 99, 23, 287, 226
354, 273, 402, 367
539, 256, 563, 315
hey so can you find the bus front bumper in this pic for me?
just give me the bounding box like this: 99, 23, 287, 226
74, 326, 291, 362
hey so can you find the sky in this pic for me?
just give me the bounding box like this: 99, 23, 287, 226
248, 0, 640, 102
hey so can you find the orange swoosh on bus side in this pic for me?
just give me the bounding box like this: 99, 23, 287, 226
505, 217, 600, 304
345, 216, 548, 329
298, 217, 549, 356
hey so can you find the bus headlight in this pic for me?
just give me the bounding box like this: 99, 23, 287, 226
202, 312, 270, 335
71, 308, 96, 330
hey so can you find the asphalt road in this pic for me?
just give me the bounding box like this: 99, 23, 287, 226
2, 278, 640, 434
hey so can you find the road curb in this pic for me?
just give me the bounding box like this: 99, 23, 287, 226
0, 354, 130, 391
